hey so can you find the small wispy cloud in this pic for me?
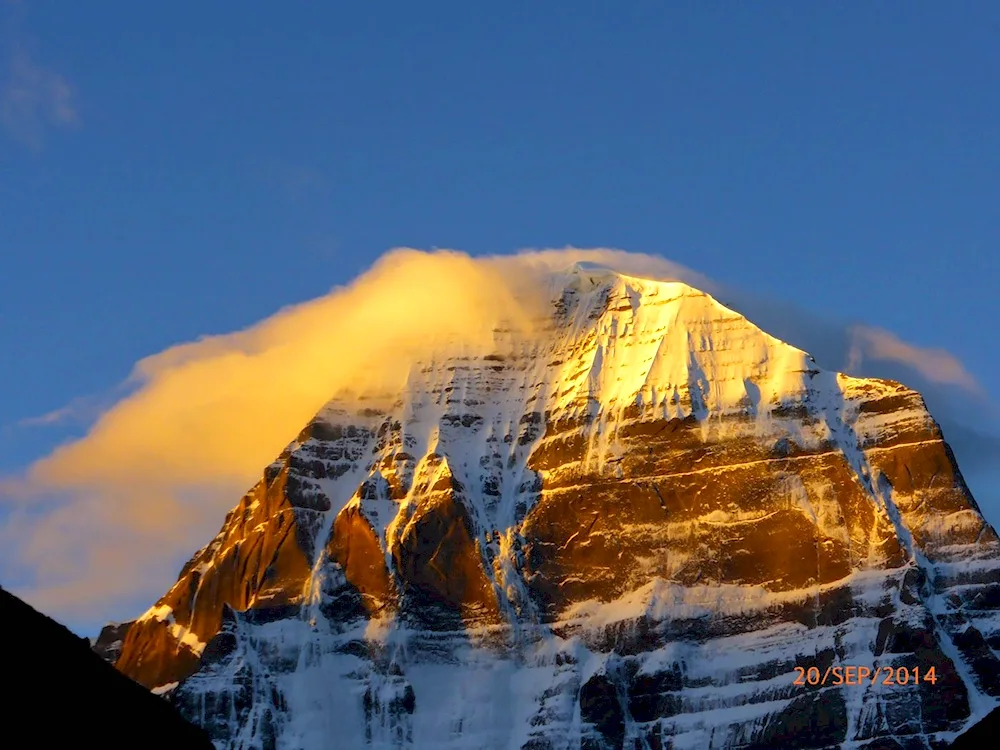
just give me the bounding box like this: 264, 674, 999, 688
16, 396, 105, 429
847, 324, 984, 396
1, 41, 77, 148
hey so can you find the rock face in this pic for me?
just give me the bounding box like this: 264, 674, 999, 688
93, 620, 133, 664
113, 267, 1000, 749
2, 586, 213, 749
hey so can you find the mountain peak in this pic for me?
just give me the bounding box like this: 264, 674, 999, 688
559, 258, 707, 300
540, 265, 819, 427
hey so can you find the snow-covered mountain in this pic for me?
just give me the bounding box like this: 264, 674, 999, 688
109, 265, 1000, 749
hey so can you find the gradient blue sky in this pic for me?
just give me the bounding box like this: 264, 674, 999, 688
1, 3, 999, 628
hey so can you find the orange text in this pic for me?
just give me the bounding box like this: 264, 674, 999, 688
792, 665, 938, 687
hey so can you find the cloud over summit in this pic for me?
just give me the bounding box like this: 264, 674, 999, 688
2, 248, 995, 625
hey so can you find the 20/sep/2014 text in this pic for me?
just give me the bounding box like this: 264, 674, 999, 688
793, 665, 938, 687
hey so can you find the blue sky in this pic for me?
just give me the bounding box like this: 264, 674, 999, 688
1, 3, 998, 630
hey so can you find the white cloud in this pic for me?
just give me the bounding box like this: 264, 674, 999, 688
1, 41, 77, 147
17, 395, 108, 428
846, 324, 983, 395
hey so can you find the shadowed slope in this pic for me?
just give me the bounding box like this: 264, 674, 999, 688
952, 706, 1000, 748
1, 586, 213, 750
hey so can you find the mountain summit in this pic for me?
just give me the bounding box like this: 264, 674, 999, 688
109, 268, 1000, 748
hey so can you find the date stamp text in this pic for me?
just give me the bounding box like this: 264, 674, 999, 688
793, 665, 938, 687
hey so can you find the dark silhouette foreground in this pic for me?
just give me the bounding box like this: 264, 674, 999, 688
951, 706, 1000, 749
1, 586, 212, 749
